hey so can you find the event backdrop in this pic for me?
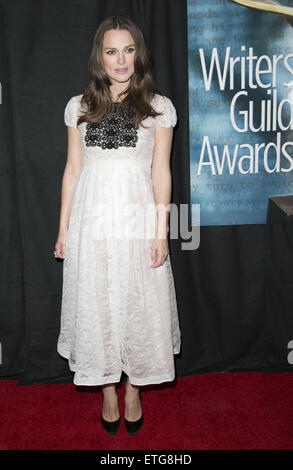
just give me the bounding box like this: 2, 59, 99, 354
188, 0, 293, 226
0, 0, 292, 386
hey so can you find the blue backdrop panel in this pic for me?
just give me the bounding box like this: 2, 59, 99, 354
187, 0, 293, 226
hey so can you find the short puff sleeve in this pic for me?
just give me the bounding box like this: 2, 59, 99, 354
64, 95, 82, 128
154, 95, 177, 132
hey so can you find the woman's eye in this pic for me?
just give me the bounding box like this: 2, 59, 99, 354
127, 47, 135, 53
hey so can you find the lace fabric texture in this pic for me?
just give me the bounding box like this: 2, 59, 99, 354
84, 102, 139, 149
57, 93, 181, 386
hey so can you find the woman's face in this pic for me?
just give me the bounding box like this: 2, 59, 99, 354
102, 29, 136, 87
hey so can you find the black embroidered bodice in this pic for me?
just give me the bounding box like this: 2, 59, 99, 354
84, 102, 139, 150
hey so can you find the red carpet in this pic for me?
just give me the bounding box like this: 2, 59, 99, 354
0, 372, 292, 450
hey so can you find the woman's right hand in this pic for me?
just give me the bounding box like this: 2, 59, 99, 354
55, 230, 67, 259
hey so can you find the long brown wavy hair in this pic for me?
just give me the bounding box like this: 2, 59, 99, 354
77, 14, 164, 129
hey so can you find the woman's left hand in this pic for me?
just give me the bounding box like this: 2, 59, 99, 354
150, 236, 169, 268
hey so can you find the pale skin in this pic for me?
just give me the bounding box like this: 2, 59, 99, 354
55, 29, 174, 421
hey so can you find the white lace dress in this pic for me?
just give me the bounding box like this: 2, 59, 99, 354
57, 93, 181, 386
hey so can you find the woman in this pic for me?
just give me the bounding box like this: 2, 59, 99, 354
54, 14, 181, 436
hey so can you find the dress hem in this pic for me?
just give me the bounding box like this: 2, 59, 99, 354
57, 343, 179, 387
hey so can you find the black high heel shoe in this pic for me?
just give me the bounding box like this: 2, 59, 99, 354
100, 394, 120, 435
124, 389, 144, 436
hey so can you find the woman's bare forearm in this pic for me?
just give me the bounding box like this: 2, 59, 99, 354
151, 168, 171, 239
58, 165, 82, 234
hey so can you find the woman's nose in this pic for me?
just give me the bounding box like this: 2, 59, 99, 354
117, 54, 126, 65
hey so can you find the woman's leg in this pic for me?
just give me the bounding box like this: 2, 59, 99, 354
124, 376, 142, 421
102, 383, 120, 421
